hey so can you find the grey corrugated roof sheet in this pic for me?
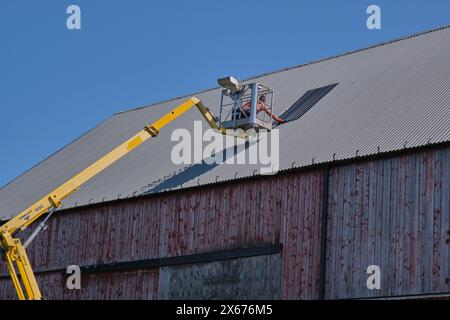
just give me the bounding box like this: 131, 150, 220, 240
1, 26, 450, 220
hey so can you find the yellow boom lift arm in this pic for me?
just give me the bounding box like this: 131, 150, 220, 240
0, 97, 223, 300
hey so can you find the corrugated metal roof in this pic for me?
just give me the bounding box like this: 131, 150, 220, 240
1, 25, 449, 220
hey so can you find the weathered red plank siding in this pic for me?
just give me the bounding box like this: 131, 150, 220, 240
16, 182, 282, 270
1, 145, 447, 300
0, 170, 324, 299
0, 270, 159, 300
325, 147, 450, 298
280, 171, 324, 299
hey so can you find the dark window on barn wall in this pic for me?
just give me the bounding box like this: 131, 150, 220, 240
277, 83, 338, 124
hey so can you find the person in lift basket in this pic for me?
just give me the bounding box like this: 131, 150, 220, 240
240, 94, 285, 124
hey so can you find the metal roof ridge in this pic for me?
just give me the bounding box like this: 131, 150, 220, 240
113, 24, 450, 116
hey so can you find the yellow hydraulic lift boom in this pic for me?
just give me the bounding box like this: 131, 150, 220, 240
0, 97, 223, 300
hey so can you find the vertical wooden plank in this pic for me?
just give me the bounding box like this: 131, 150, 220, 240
213, 187, 221, 251
306, 170, 317, 299
289, 174, 300, 298
416, 152, 426, 293
360, 161, 371, 297
198, 189, 207, 252
300, 173, 311, 299
442, 148, 450, 292
206, 188, 215, 252
403, 153, 412, 293
373, 159, 384, 298
353, 163, 364, 297
348, 165, 356, 297
432, 150, 442, 291
424, 151, 435, 292
329, 166, 343, 298
340, 165, 350, 297
388, 156, 398, 296
293, 174, 303, 298
280, 174, 290, 299
314, 169, 324, 299
396, 155, 406, 295
410, 152, 420, 293
341, 165, 352, 298
244, 179, 252, 247
381, 158, 392, 296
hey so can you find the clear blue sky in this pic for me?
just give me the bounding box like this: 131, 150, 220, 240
0, 0, 449, 187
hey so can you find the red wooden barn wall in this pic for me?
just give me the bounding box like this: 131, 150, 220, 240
0, 170, 324, 300
0, 270, 160, 300
0, 145, 448, 300
325, 147, 450, 299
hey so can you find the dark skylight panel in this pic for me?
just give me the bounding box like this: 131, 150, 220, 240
278, 83, 338, 123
